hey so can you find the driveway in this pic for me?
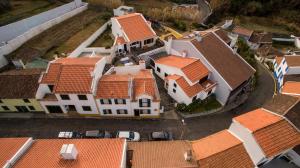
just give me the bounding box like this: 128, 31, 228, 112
0, 63, 274, 140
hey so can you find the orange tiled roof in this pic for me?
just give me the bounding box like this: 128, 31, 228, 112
192, 130, 254, 168
284, 55, 300, 67
176, 76, 204, 97
116, 36, 126, 45
155, 55, 209, 83
0, 137, 29, 167
116, 13, 156, 42
14, 139, 125, 168
235, 108, 300, 157
41, 57, 101, 93
282, 81, 300, 96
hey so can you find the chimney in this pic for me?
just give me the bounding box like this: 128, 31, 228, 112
184, 150, 192, 161
195, 33, 202, 42
60, 144, 78, 160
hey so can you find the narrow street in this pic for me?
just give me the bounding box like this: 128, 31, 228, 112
0, 63, 274, 140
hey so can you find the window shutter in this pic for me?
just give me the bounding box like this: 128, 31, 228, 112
114, 99, 118, 104
123, 99, 126, 104
100, 99, 104, 104
147, 99, 151, 107
108, 99, 112, 104
139, 99, 142, 107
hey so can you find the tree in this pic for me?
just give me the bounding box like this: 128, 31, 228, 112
0, 0, 12, 14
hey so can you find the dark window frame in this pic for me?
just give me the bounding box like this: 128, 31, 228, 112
60, 95, 70, 100
115, 99, 126, 105
28, 106, 35, 111
48, 85, 54, 92
156, 67, 161, 73
0, 99, 2, 103
23, 99, 30, 103
103, 109, 112, 114
100, 99, 112, 104
173, 89, 176, 93
82, 106, 92, 111
78, 95, 88, 100
117, 109, 128, 114
2, 106, 9, 111
173, 83, 177, 88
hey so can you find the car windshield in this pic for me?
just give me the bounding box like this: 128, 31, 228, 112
129, 132, 135, 139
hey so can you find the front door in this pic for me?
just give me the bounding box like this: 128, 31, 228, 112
15, 106, 29, 112
134, 109, 140, 117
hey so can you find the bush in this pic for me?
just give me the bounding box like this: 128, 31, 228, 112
172, 20, 187, 31
175, 95, 221, 113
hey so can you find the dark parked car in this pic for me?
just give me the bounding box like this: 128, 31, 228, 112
83, 130, 112, 138
149, 131, 173, 141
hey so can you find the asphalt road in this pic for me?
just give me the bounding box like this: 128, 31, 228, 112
0, 63, 274, 140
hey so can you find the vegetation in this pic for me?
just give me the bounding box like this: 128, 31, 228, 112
172, 20, 187, 31
89, 27, 114, 48
170, 0, 196, 4
87, 0, 123, 10
237, 38, 256, 69
176, 95, 222, 114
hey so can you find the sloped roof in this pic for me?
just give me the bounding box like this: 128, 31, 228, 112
234, 108, 300, 157
0, 69, 43, 99
128, 141, 199, 168
191, 33, 255, 89
40, 57, 101, 94
155, 55, 209, 83
192, 130, 254, 168
263, 94, 299, 115
232, 26, 254, 37
175, 76, 204, 97
0, 137, 30, 167
285, 55, 300, 67
282, 81, 300, 96
285, 102, 300, 130
14, 139, 125, 168
115, 13, 156, 42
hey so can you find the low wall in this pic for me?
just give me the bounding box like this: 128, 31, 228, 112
83, 47, 112, 54
0, 1, 88, 68
70, 21, 110, 57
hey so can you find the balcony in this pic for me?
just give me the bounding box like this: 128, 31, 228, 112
200, 80, 217, 92
40, 93, 58, 101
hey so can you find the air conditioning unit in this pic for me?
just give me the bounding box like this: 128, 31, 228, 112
60, 144, 78, 160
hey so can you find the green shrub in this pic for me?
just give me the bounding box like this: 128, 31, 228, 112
172, 20, 187, 31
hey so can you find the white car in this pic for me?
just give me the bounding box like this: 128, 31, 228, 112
116, 131, 140, 141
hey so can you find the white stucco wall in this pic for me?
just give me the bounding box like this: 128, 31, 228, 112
229, 120, 267, 165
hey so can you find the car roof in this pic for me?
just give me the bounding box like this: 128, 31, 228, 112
118, 131, 130, 137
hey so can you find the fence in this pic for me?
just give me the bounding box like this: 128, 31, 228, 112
0, 0, 88, 68
69, 21, 111, 57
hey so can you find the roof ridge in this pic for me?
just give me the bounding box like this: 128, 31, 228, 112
253, 117, 285, 133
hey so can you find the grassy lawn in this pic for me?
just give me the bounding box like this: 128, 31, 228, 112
89, 28, 114, 48
176, 96, 222, 114
0, 0, 66, 26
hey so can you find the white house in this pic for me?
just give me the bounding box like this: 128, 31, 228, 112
152, 55, 216, 105
165, 29, 255, 105
113, 6, 134, 16
273, 55, 300, 89
95, 62, 161, 117
229, 108, 300, 167
111, 13, 158, 53
36, 56, 106, 116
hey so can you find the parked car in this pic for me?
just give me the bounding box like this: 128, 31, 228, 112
83, 130, 112, 138
58, 131, 82, 139
116, 131, 140, 141
149, 131, 173, 141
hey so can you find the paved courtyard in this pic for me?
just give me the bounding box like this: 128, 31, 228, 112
0, 63, 274, 140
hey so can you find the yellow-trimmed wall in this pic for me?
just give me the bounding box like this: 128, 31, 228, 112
0, 99, 44, 112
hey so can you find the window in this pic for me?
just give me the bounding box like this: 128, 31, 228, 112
144, 38, 154, 45
100, 99, 112, 104
103, 109, 112, 114
117, 109, 128, 114
2, 106, 9, 111
0, 99, 2, 103
150, 59, 155, 67
78, 95, 88, 100
140, 109, 151, 114
130, 41, 138, 46
207, 90, 212, 95
166, 82, 169, 88
156, 67, 161, 73
115, 99, 126, 104
60, 95, 70, 100
139, 98, 151, 107
164, 73, 168, 77
82, 106, 92, 111
283, 60, 286, 64
23, 99, 30, 103
278, 67, 282, 73
173, 89, 176, 93
192, 96, 197, 102
173, 83, 177, 88
48, 85, 54, 92
285, 67, 289, 72
199, 75, 208, 84
28, 106, 35, 110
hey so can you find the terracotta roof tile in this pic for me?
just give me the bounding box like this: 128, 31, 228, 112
191, 33, 255, 89
282, 81, 300, 96
0, 137, 29, 167
176, 76, 204, 97
128, 141, 199, 168
155, 55, 209, 83
232, 26, 254, 37
116, 13, 156, 42
14, 139, 125, 168
0, 69, 43, 99
235, 108, 300, 157
214, 29, 231, 44
192, 130, 254, 168
263, 94, 299, 115
41, 57, 101, 93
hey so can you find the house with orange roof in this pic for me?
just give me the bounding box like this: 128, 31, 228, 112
165, 29, 255, 105
281, 81, 300, 97
0, 138, 126, 168
111, 13, 158, 53
36, 56, 106, 115
191, 130, 254, 168
153, 54, 216, 105
95, 61, 161, 117
274, 55, 300, 89
229, 108, 300, 167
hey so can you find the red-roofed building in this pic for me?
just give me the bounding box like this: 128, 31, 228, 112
153, 55, 216, 105
36, 56, 106, 115
111, 13, 158, 53
229, 108, 300, 166
95, 62, 161, 117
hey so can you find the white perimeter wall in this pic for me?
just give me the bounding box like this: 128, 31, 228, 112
0, 0, 88, 68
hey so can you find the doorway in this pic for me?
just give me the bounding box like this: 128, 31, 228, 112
134, 109, 140, 117
15, 106, 29, 112
45, 105, 63, 113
